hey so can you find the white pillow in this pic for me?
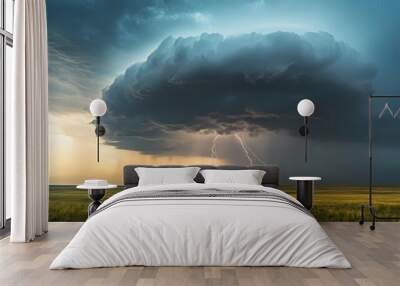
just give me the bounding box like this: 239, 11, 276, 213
200, 169, 266, 185
135, 167, 200, 186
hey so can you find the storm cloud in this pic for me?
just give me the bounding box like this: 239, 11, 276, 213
102, 31, 376, 154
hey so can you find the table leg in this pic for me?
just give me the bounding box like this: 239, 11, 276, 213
88, 189, 106, 216
296, 181, 314, 210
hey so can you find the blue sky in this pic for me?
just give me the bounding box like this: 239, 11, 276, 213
47, 0, 400, 184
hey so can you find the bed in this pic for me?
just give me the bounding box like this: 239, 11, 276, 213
50, 165, 350, 269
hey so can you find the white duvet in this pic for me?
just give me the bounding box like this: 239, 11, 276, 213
50, 183, 351, 269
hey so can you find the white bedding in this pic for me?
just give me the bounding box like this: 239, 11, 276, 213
50, 183, 351, 269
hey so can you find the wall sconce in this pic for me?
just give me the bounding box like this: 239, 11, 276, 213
89, 99, 107, 162
297, 99, 315, 163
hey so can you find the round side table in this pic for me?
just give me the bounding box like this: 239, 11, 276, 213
77, 184, 117, 216
289, 177, 321, 210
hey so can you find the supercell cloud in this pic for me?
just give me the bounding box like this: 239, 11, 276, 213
102, 31, 376, 155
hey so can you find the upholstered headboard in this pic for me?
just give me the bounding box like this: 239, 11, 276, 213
123, 165, 279, 189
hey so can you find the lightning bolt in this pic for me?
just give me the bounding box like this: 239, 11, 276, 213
211, 134, 220, 159
211, 133, 265, 166
239, 135, 257, 163
248, 146, 266, 165
234, 134, 253, 166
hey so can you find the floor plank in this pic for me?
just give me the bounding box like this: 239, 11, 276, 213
0, 222, 398, 286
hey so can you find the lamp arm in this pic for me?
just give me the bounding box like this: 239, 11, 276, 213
96, 116, 100, 162
305, 116, 308, 163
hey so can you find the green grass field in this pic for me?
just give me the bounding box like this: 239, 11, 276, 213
49, 185, 400, 222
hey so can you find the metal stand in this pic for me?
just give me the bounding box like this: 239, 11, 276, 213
359, 95, 400, 230
87, 189, 106, 216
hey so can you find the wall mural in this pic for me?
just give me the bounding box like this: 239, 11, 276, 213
47, 0, 400, 186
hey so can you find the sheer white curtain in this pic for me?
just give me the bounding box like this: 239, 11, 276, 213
9, 0, 48, 242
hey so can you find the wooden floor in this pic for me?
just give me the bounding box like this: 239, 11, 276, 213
0, 222, 399, 286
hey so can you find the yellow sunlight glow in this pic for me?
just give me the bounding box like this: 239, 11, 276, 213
49, 112, 226, 185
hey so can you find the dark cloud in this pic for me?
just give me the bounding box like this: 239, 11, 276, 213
101, 31, 376, 154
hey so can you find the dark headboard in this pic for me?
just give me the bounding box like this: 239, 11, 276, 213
123, 165, 279, 189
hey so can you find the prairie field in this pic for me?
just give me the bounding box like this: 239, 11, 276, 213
49, 185, 400, 222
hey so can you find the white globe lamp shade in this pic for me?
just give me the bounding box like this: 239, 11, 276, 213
297, 99, 315, 117
90, 99, 107, 117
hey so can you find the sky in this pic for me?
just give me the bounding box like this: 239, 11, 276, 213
47, 0, 400, 185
